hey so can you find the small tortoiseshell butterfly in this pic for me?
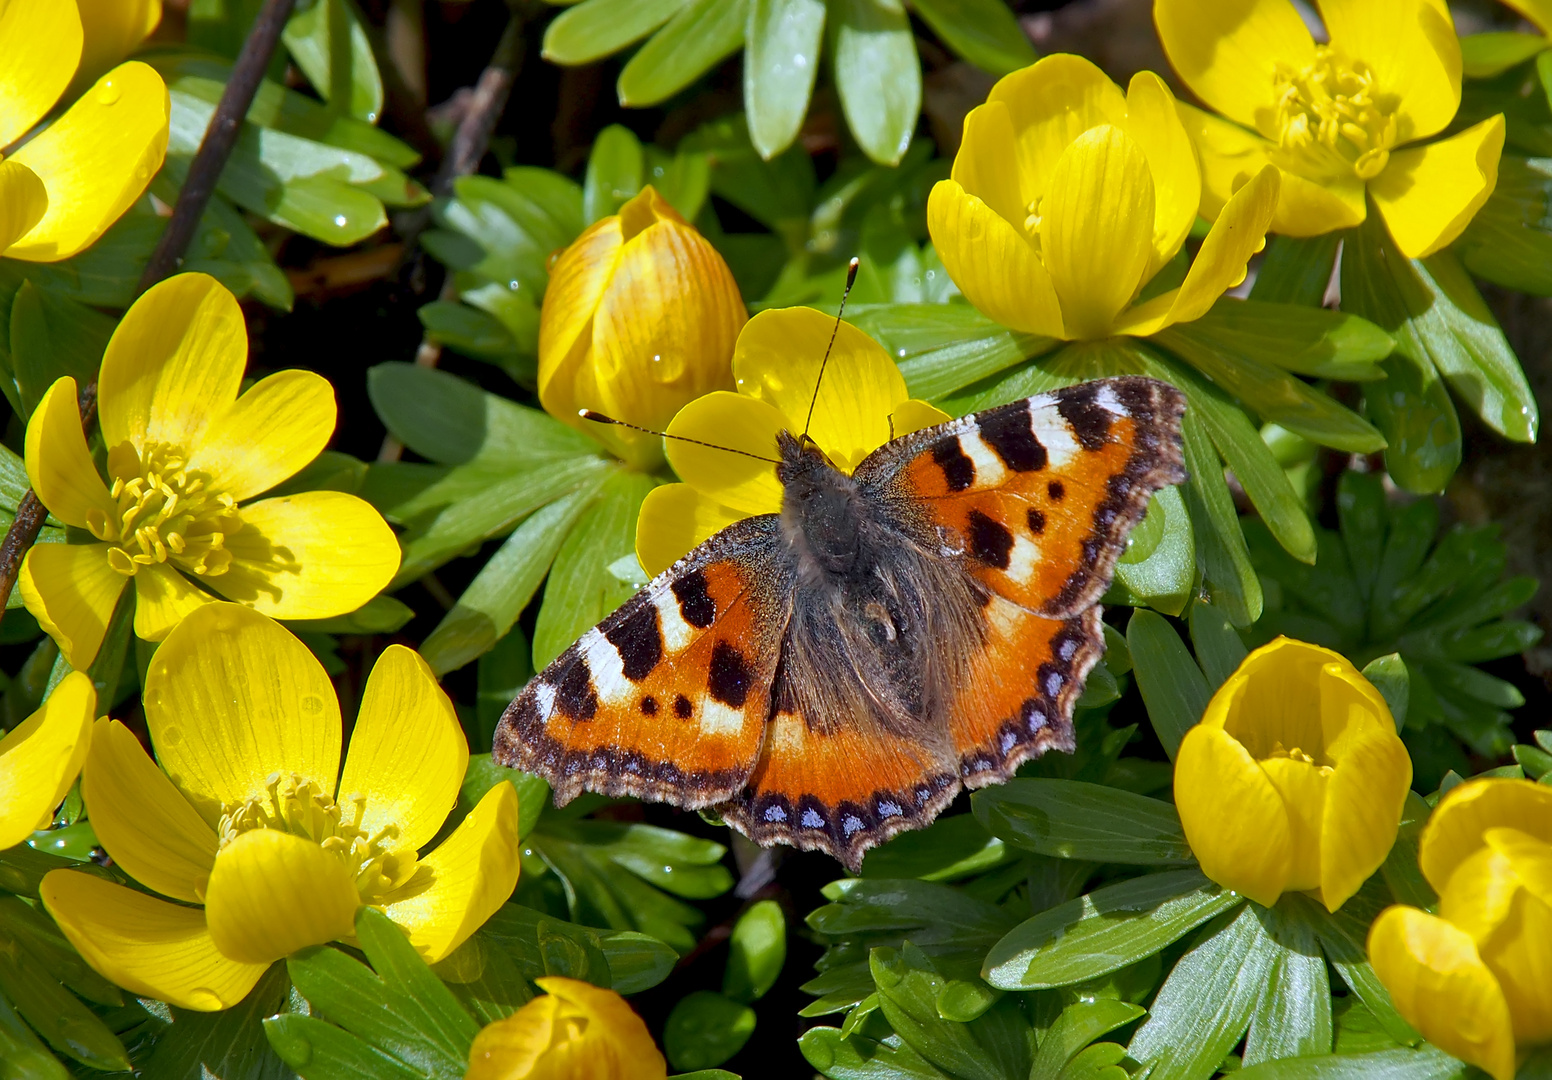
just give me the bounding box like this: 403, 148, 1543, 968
494, 375, 1186, 871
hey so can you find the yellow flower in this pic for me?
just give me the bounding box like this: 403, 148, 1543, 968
465, 976, 666, 1080
1174, 637, 1412, 911
0, 0, 168, 261
634, 306, 950, 577
40, 603, 521, 1012
926, 54, 1280, 342
539, 185, 745, 471
19, 272, 401, 670
1368, 778, 1552, 1080
72, 0, 161, 92
0, 672, 95, 850
1154, 0, 1506, 258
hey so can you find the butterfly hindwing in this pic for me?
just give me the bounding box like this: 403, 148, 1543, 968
493, 515, 790, 807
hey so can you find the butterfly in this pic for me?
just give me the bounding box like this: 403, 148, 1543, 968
493, 375, 1187, 871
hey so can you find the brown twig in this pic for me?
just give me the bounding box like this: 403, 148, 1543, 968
0, 0, 298, 614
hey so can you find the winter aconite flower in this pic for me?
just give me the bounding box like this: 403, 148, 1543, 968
539, 185, 745, 471
0, 673, 95, 851
1154, 0, 1505, 257
1368, 778, 1552, 1080
40, 603, 520, 1011
465, 977, 666, 1080
1174, 638, 1412, 911
927, 54, 1279, 341
633, 307, 949, 577
0, 0, 168, 261
20, 272, 400, 669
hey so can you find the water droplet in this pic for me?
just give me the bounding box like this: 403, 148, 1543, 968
95, 79, 121, 105
662, 864, 673, 874
793, 54, 808, 69
508, 279, 520, 291
651, 354, 662, 363
366, 111, 379, 123
897, 348, 907, 358
301, 695, 325, 714
333, 214, 348, 228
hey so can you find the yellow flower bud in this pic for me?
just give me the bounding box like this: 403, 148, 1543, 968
1173, 637, 1412, 911
1369, 779, 1552, 1080
538, 186, 745, 470
464, 976, 666, 1080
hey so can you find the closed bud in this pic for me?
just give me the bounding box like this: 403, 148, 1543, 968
465, 976, 666, 1080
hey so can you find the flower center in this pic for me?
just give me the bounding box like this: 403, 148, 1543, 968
87, 442, 245, 578
1271, 47, 1399, 181
218, 773, 417, 903
1266, 742, 1333, 773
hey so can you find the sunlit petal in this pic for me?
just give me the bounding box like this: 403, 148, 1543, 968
82, 718, 217, 903
1154, 0, 1315, 133
664, 391, 787, 516
635, 483, 746, 580
1475, 884, 1552, 1044
132, 562, 215, 642
380, 781, 521, 963
1120, 71, 1199, 272
1420, 778, 1552, 894
1174, 724, 1293, 906
0, 0, 82, 146
0, 671, 94, 848
985, 55, 1128, 205
19, 542, 125, 670
40, 869, 267, 1012
1257, 755, 1327, 893
1319, 709, 1412, 912
1368, 905, 1517, 1080
926, 179, 1066, 337
204, 830, 359, 965
0, 160, 47, 255
338, 646, 468, 854
890, 400, 953, 437
1438, 846, 1521, 945
952, 100, 1027, 227
144, 603, 341, 825
73, 0, 162, 88
25, 377, 113, 530
187, 370, 337, 502
1319, 0, 1461, 142
1499, 0, 1552, 34
1371, 115, 1505, 259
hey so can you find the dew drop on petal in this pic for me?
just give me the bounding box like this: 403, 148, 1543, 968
95, 79, 121, 105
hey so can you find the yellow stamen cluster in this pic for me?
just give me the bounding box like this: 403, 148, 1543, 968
85, 442, 244, 578
218, 773, 417, 902
1272, 47, 1399, 181
1266, 742, 1334, 773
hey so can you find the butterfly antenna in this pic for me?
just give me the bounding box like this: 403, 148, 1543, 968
579, 410, 782, 465
802, 256, 860, 442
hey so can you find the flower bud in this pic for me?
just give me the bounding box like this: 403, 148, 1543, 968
464, 976, 666, 1080
1173, 637, 1411, 911
538, 186, 744, 470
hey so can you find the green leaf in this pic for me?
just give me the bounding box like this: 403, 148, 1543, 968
474, 903, 678, 993
531, 470, 656, 669
860, 812, 1011, 882
1461, 31, 1548, 77
1127, 904, 1280, 1080
447, 755, 550, 848
543, 0, 691, 64
1233, 1046, 1468, 1080
1179, 409, 1262, 625
583, 124, 645, 224
1126, 609, 1210, 759
1361, 654, 1409, 730
539, 820, 733, 900
1456, 154, 1552, 295
143, 963, 292, 1080
620, 0, 750, 107
0, 991, 68, 1080
1248, 234, 1341, 307
830, 0, 920, 166
1110, 486, 1195, 617
419, 484, 603, 674
264, 1014, 426, 1080
847, 303, 1059, 402
744, 0, 826, 159
645, 145, 713, 221
725, 899, 786, 1003
283, 0, 383, 122
431, 930, 535, 1026
983, 870, 1242, 990
1031, 999, 1147, 1080
909, 0, 1036, 76
1188, 599, 1247, 689
971, 779, 1193, 865
0, 898, 129, 1070
1167, 298, 1392, 384
665, 991, 757, 1072
474, 629, 532, 754
800, 1026, 954, 1079
418, 301, 519, 362
1289, 890, 1419, 1047
871, 946, 1027, 1080
9, 282, 114, 419
1245, 904, 1333, 1065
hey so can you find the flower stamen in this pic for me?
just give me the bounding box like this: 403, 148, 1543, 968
87, 442, 245, 579
1271, 47, 1399, 181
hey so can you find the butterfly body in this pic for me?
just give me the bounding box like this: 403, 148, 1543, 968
495, 376, 1187, 870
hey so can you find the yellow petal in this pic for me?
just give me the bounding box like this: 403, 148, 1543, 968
1206, 638, 1328, 755
380, 781, 521, 964
735, 307, 904, 473
1438, 846, 1522, 946
467, 994, 560, 1080
467, 978, 668, 1080
0, 160, 47, 255
634, 483, 746, 580
131, 562, 215, 642
81, 718, 217, 904
953, 100, 1028, 229
143, 602, 342, 825
338, 646, 468, 854
1154, 0, 1315, 133
6, 61, 168, 262
890, 399, 953, 437
1176, 103, 1366, 235
1319, 705, 1412, 912
187, 370, 338, 503
1367, 905, 1517, 1080
204, 829, 360, 964
664, 391, 787, 516
1473, 875, 1552, 1045
1118, 164, 1280, 337
1174, 724, 1293, 906
0, 0, 82, 146
538, 217, 624, 414
926, 178, 1066, 337
1320, 0, 1461, 143
25, 376, 113, 530
1120, 71, 1199, 273
199, 492, 400, 620
98, 273, 247, 459
1371, 115, 1506, 260
984, 54, 1129, 206
0, 671, 93, 848
1420, 778, 1552, 895
1484, 828, 1552, 912
1257, 755, 1328, 894
1039, 125, 1157, 340
73, 0, 161, 88
1500, 0, 1552, 34
19, 541, 126, 670
41, 869, 267, 1012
